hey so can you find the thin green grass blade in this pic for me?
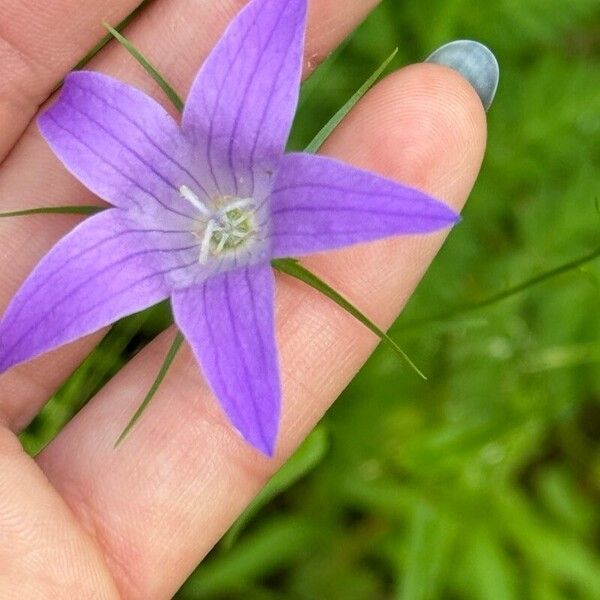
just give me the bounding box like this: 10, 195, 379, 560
395, 244, 600, 332
104, 23, 184, 111
272, 258, 426, 379
115, 332, 184, 446
0, 206, 103, 218
52, 0, 154, 93
107, 30, 423, 377
304, 48, 398, 154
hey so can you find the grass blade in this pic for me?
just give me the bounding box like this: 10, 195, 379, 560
0, 206, 103, 218
304, 48, 398, 154
395, 244, 600, 332
104, 23, 184, 111
273, 258, 426, 379
115, 331, 184, 446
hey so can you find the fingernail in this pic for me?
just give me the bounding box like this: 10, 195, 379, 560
425, 40, 499, 111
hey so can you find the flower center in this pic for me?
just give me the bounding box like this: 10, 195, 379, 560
179, 185, 257, 264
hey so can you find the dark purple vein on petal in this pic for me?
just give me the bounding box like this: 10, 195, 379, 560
46, 115, 191, 220
271, 182, 434, 200
272, 205, 451, 221
224, 270, 270, 451
2, 249, 199, 360
244, 267, 277, 401
226, 0, 289, 195
7, 226, 195, 326
6, 227, 141, 325
271, 228, 408, 237
203, 9, 260, 191
73, 81, 210, 199
246, 11, 301, 196
201, 279, 251, 436
61, 99, 191, 212
245, 4, 302, 173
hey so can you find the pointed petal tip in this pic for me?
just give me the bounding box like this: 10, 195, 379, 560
247, 431, 277, 458
235, 421, 278, 458
433, 198, 462, 228
450, 208, 462, 225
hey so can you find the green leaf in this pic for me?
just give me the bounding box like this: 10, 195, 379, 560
0, 206, 103, 218
114, 331, 184, 446
304, 47, 398, 154
464, 526, 518, 600
398, 503, 455, 600
272, 258, 426, 379
104, 22, 184, 112
496, 490, 600, 597
222, 426, 328, 549
178, 516, 321, 598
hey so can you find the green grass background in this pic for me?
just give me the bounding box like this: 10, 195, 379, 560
22, 0, 600, 597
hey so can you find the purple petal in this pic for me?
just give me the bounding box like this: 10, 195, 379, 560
269, 153, 460, 257
172, 264, 280, 456
182, 0, 307, 198
0, 210, 172, 373
38, 71, 200, 217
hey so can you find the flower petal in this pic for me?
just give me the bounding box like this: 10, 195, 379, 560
172, 264, 280, 456
0, 210, 172, 373
182, 0, 307, 198
38, 71, 200, 217
269, 153, 460, 257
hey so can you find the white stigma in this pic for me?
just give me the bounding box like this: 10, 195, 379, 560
179, 185, 211, 217
217, 198, 255, 214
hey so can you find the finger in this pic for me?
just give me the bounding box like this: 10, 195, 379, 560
0, 426, 119, 596
0, 0, 147, 161
38, 64, 487, 598
0, 0, 380, 432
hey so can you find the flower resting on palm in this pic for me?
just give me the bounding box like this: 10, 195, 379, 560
0, 0, 458, 456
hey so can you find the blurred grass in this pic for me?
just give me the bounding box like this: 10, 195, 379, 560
22, 0, 600, 597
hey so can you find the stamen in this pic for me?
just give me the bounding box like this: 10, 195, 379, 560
231, 215, 248, 227
218, 197, 255, 214
199, 220, 217, 264
179, 185, 211, 216
214, 232, 230, 254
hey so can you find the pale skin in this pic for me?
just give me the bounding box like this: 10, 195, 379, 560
0, 0, 487, 597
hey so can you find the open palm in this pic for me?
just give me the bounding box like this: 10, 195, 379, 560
0, 0, 486, 597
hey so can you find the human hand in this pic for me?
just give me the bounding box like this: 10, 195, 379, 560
0, 0, 488, 596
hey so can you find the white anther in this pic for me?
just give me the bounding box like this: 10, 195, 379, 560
179, 185, 211, 217
231, 215, 248, 227
219, 197, 255, 214
214, 232, 230, 254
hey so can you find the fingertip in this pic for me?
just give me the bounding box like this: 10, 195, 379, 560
322, 61, 488, 207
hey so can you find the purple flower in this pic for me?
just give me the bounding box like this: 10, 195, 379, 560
0, 0, 458, 455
